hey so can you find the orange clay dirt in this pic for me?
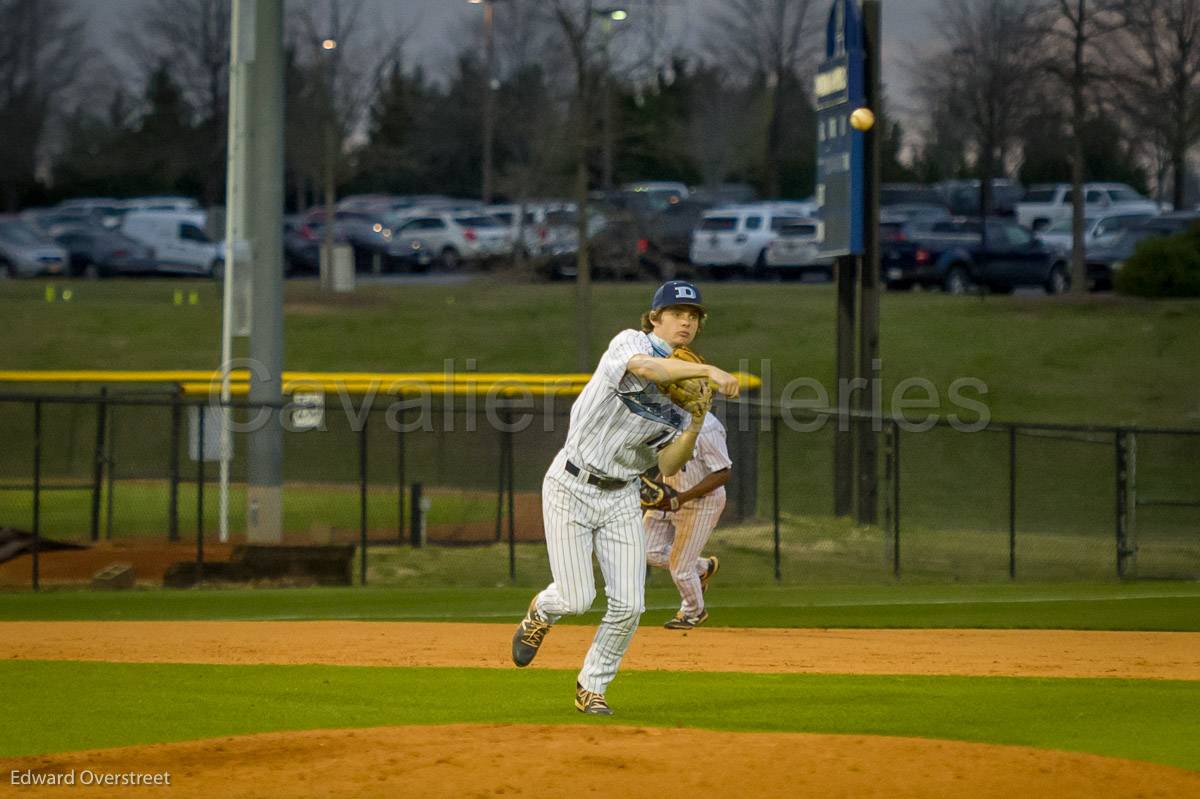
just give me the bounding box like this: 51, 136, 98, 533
2, 621, 1199, 798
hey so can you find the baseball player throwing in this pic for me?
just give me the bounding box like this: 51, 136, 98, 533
644, 410, 731, 629
511, 280, 740, 715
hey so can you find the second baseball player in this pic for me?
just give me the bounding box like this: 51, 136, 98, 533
645, 410, 731, 629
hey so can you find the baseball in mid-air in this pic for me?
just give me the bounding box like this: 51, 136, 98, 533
850, 107, 876, 131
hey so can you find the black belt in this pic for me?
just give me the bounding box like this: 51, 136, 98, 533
565, 460, 629, 491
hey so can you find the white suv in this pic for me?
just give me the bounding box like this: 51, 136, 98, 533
1016, 183, 1159, 231
387, 209, 512, 269
689, 203, 814, 276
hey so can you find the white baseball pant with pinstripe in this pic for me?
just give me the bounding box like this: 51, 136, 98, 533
645, 498, 725, 617
645, 412, 731, 617
535, 450, 647, 694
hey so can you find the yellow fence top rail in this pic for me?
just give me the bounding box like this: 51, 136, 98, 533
0, 370, 764, 397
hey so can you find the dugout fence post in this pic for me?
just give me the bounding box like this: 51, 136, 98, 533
90, 387, 108, 542
508, 415, 516, 582
104, 401, 116, 540
396, 414, 406, 545
504, 410, 517, 583
196, 406, 205, 582
168, 389, 181, 542
359, 414, 369, 586
410, 482, 423, 548
890, 421, 901, 579
1008, 425, 1017, 580
772, 420, 781, 582
495, 414, 508, 543
1114, 429, 1132, 579
32, 400, 43, 592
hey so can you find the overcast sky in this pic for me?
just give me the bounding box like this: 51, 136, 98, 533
82, 0, 936, 116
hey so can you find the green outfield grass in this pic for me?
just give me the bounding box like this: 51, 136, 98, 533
0, 480, 492, 540
1, 661, 1196, 769
2, 279, 1199, 426
3, 582, 1199, 629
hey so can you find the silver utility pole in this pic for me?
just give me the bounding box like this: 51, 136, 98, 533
245, 0, 285, 544
220, 0, 256, 543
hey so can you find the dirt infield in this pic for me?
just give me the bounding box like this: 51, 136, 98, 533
3, 622, 1198, 797
4, 724, 1200, 799
2, 621, 1199, 679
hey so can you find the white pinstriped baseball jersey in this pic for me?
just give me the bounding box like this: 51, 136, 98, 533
533, 328, 694, 696
564, 329, 688, 481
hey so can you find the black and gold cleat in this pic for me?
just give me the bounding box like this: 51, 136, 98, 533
511, 596, 552, 667
699, 556, 719, 593
663, 609, 709, 630
575, 683, 614, 716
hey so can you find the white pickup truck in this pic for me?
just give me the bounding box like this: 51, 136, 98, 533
1016, 183, 1159, 231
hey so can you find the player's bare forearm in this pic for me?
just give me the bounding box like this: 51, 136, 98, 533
627, 356, 740, 397
679, 468, 731, 505
628, 354, 706, 384
656, 420, 702, 476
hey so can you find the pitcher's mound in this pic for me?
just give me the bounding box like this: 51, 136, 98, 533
5, 724, 1198, 798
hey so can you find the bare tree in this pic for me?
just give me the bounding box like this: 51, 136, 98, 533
704, 0, 818, 198
541, 0, 664, 369
1108, 0, 1200, 209
686, 66, 756, 189
1040, 0, 1124, 294
913, 0, 1047, 225
125, 0, 231, 206
0, 0, 89, 210
287, 0, 413, 271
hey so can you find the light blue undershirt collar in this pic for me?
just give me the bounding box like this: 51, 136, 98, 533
647, 332, 673, 357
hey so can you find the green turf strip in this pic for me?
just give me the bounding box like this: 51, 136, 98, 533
1, 661, 1197, 770
2, 583, 1200, 630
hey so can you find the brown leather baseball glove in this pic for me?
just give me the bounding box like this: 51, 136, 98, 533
658, 345, 713, 423
639, 475, 681, 512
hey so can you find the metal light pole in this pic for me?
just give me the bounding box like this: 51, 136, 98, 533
475, 0, 498, 203
597, 8, 626, 190
219, 0, 256, 543
245, 0, 285, 544
319, 37, 338, 291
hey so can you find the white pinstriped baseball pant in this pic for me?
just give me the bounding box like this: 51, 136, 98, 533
645, 498, 725, 617
534, 450, 646, 695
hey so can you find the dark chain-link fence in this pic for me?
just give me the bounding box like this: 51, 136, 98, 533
1, 392, 1197, 589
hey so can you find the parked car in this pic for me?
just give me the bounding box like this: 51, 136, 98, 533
689, 204, 814, 277
1036, 212, 1154, 257
530, 207, 635, 281
881, 183, 946, 209
879, 202, 952, 227
386, 209, 511, 269
51, 226, 158, 277
485, 201, 579, 259
303, 209, 397, 271
121, 210, 223, 277
632, 198, 718, 277
1016, 183, 1158, 231
0, 216, 68, 277
53, 198, 126, 228
621, 181, 689, 212
1085, 212, 1200, 290
283, 215, 320, 276
121, 196, 200, 214
882, 217, 1069, 294
936, 179, 1024, 217
765, 219, 834, 278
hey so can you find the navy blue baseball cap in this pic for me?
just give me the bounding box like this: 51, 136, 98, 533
651, 280, 704, 311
